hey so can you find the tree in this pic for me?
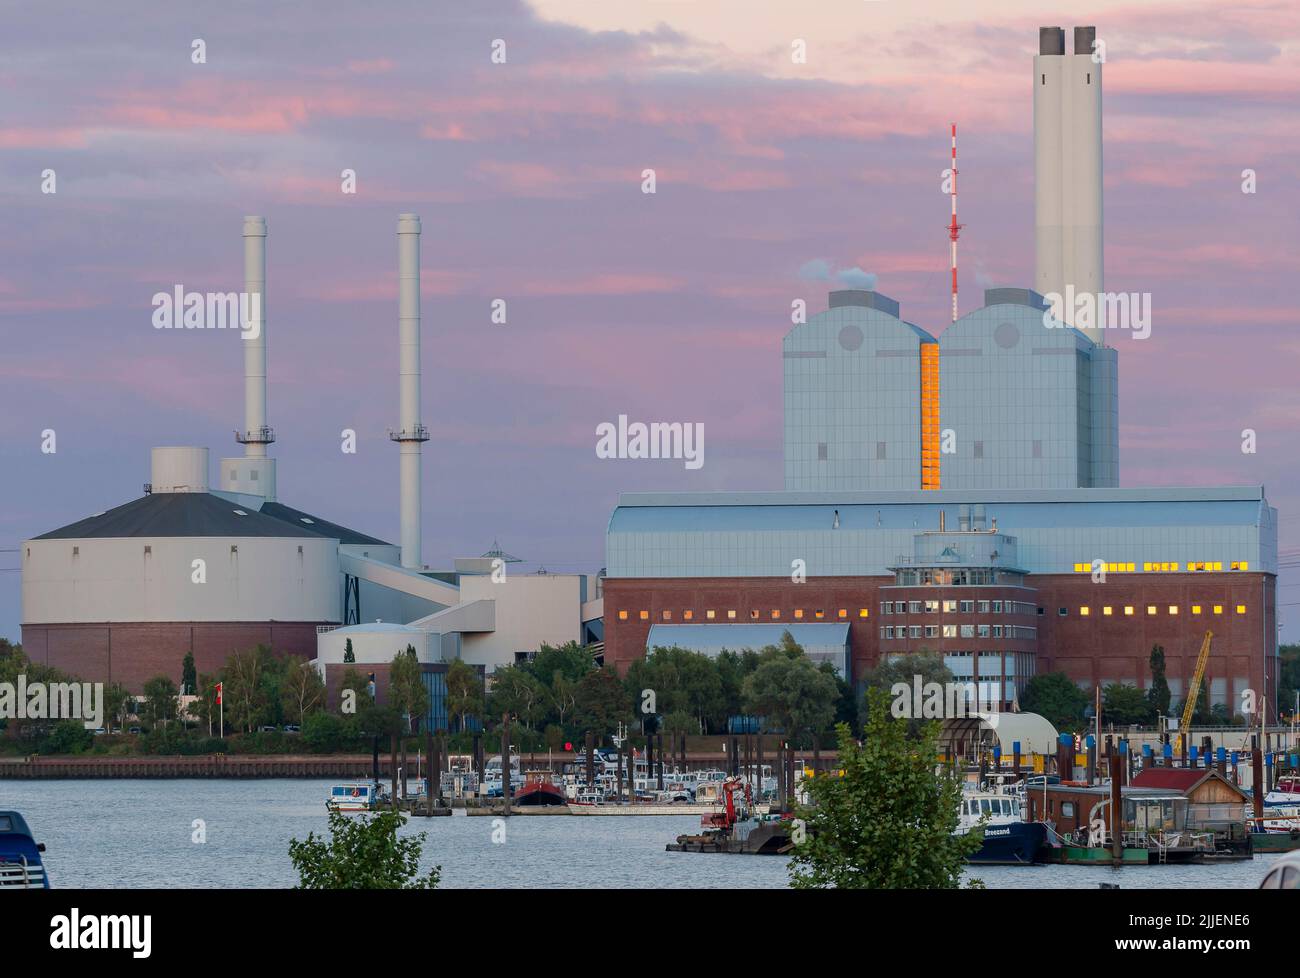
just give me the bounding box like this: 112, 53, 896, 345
140, 675, 179, 729
789, 689, 981, 889
445, 659, 483, 733
338, 667, 371, 713
660, 709, 697, 737
1102, 683, 1152, 727
572, 669, 631, 737
625, 646, 725, 733
181, 651, 197, 697
223, 645, 271, 733
388, 645, 429, 732
741, 640, 838, 745
525, 642, 594, 687
1019, 672, 1088, 731
282, 660, 327, 726
860, 651, 954, 736
488, 665, 547, 730
102, 682, 131, 734
343, 638, 356, 664
289, 808, 439, 889
1147, 645, 1172, 721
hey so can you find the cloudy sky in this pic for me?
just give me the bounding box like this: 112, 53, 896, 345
2, 0, 1297, 642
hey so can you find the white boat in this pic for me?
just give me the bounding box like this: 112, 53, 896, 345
1260, 775, 1300, 831
956, 791, 1046, 865
326, 781, 388, 812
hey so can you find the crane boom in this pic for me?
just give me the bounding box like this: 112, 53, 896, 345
1176, 630, 1213, 753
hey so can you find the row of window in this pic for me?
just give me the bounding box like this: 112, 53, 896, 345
881, 624, 1038, 640
881, 599, 1034, 615
1069, 604, 1247, 617
616, 607, 871, 622
1071, 561, 1250, 573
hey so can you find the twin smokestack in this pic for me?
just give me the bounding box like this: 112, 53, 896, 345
229, 214, 427, 569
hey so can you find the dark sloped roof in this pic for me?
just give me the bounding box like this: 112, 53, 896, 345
34, 492, 325, 540
258, 501, 391, 546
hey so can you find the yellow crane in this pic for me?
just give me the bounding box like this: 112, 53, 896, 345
1175, 630, 1213, 754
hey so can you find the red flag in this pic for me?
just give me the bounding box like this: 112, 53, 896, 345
215, 682, 223, 705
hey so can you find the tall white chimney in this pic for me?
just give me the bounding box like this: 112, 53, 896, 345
1034, 26, 1103, 343
391, 214, 427, 569
222, 216, 277, 500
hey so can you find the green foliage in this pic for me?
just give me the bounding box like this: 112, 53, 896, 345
1019, 672, 1089, 731
625, 646, 724, 732
181, 651, 197, 697
388, 645, 429, 732
222, 645, 270, 733
41, 719, 93, 754
659, 709, 697, 736
1147, 645, 1172, 720
860, 651, 954, 736
1102, 683, 1152, 727
289, 808, 440, 889
103, 682, 131, 734
523, 642, 594, 687
140, 675, 179, 728
789, 690, 981, 889
741, 636, 839, 743
572, 669, 631, 736
488, 665, 548, 730
445, 659, 483, 733
281, 659, 326, 726
302, 710, 356, 752
343, 638, 355, 664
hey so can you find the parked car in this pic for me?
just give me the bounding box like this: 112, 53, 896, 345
1260, 851, 1300, 889
283, 724, 301, 734
127, 726, 142, 735
258, 725, 279, 733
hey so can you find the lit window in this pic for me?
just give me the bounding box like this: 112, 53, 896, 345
1103, 606, 1112, 616
706, 610, 716, 620
683, 610, 694, 620
618, 610, 628, 621
942, 624, 957, 638
639, 611, 649, 620
770, 610, 781, 620
1147, 605, 1157, 615
1124, 606, 1134, 616
793, 609, 804, 619
1213, 605, 1223, 615
1241, 561, 1249, 571
838, 609, 848, 619
1143, 562, 1152, 572
1192, 605, 1202, 615
1127, 563, 1136, 572
1212, 562, 1222, 571
727, 610, 737, 620
1171, 563, 1180, 571
662, 611, 672, 621
1236, 605, 1246, 615
859, 608, 869, 618
1169, 605, 1179, 615
1080, 607, 1090, 616
814, 609, 825, 619
750, 610, 760, 620
1231, 561, 1240, 571
943, 600, 957, 613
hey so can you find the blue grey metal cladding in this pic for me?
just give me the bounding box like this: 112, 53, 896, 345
606, 487, 1276, 579
783, 290, 935, 491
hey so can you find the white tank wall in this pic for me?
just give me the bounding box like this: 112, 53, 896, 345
458, 573, 583, 673
150, 447, 209, 493
22, 535, 340, 624
219, 457, 276, 500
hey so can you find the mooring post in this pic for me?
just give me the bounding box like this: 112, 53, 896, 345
389, 733, 399, 810
400, 736, 409, 806
1109, 740, 1122, 864
501, 713, 512, 816
371, 735, 380, 783
679, 733, 686, 774
656, 734, 664, 791
424, 725, 434, 812
1012, 740, 1021, 779
1251, 736, 1264, 823
584, 731, 595, 790
616, 741, 624, 805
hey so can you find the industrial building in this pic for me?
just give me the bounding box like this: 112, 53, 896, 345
20, 215, 603, 712
604, 25, 1280, 720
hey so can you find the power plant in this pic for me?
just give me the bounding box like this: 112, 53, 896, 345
20, 215, 604, 722
15, 25, 1279, 726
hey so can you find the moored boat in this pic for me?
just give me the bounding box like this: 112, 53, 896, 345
957, 791, 1045, 865
515, 771, 567, 806
326, 780, 388, 812
0, 811, 50, 889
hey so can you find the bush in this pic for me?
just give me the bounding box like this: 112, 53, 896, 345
40, 720, 93, 755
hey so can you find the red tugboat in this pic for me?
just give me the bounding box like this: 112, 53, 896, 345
514, 770, 567, 807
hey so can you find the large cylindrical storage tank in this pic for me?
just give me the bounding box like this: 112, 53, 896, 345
150, 446, 209, 493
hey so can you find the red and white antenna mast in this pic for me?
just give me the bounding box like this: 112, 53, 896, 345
947, 123, 963, 322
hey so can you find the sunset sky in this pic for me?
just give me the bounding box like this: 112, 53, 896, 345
2, 0, 1297, 642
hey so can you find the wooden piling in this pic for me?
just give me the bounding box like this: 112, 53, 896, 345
656, 734, 664, 790
501, 713, 512, 816
389, 733, 399, 809
1108, 741, 1122, 864
1252, 735, 1264, 822
584, 731, 595, 789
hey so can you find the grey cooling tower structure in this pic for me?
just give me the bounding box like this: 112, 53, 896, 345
391, 214, 428, 569
1035, 26, 1103, 343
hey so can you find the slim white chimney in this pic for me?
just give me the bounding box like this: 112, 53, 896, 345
391, 214, 427, 569
1034, 26, 1103, 343
223, 216, 277, 501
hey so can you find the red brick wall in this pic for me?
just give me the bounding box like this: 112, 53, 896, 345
603, 572, 1277, 713
21, 621, 325, 692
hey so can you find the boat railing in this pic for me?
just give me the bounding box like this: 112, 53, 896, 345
0, 857, 43, 889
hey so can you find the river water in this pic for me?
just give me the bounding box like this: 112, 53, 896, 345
0, 780, 1276, 889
